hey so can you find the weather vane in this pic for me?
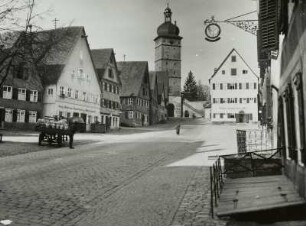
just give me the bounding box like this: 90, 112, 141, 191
204, 11, 258, 42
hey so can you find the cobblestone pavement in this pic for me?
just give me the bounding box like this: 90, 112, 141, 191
0, 120, 216, 226
169, 167, 227, 226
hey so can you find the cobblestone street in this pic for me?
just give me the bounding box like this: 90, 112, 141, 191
0, 119, 255, 225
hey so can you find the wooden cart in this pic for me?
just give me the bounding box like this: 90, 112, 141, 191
36, 126, 73, 148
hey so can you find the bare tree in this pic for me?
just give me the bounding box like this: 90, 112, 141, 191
0, 0, 74, 87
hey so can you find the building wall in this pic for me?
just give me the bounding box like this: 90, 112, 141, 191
100, 58, 121, 129
279, 3, 306, 199
155, 37, 182, 115
42, 36, 101, 131
210, 51, 258, 122
120, 96, 150, 127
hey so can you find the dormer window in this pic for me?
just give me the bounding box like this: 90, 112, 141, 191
108, 68, 114, 78
231, 56, 236, 62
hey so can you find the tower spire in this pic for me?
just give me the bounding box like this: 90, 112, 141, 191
164, 3, 172, 22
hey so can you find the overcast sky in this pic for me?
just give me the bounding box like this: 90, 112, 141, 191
35, 0, 258, 85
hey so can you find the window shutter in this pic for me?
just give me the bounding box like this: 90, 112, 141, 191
12, 88, 18, 99
285, 84, 297, 161
26, 90, 30, 101
38, 91, 42, 102
25, 110, 29, 123
258, 0, 279, 52
294, 73, 306, 163
37, 111, 41, 120
12, 109, 17, 122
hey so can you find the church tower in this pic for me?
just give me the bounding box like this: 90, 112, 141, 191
154, 5, 182, 117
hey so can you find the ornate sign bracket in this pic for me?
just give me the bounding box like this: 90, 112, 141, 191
204, 11, 258, 42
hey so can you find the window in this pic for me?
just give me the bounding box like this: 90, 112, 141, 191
48, 88, 53, 96
83, 92, 86, 101
128, 111, 134, 119
75, 90, 79, 99
79, 68, 85, 79
17, 109, 25, 122
67, 88, 72, 98
243, 70, 248, 74
212, 83, 215, 90
234, 83, 237, 89
235, 98, 237, 103
213, 98, 216, 104
18, 88, 26, 100
30, 90, 38, 102
227, 83, 235, 90
213, 113, 216, 118
29, 111, 37, 123
220, 98, 225, 104
109, 84, 113, 93
3, 86, 12, 99
254, 83, 257, 89
239, 98, 242, 103
247, 98, 250, 103
222, 70, 225, 74
231, 56, 236, 62
128, 98, 133, 105
104, 82, 108, 91
60, 86, 65, 96
108, 68, 113, 78
220, 113, 224, 119
254, 98, 257, 103
220, 84, 223, 90
246, 83, 249, 89
239, 83, 242, 89
5, 109, 12, 122
231, 68, 237, 76
227, 113, 235, 118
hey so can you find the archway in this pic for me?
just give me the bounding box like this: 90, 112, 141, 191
184, 110, 190, 118
167, 104, 175, 117
237, 110, 248, 123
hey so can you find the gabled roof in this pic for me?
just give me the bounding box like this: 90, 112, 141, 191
38, 26, 85, 65
36, 26, 85, 85
208, 48, 258, 83
117, 61, 148, 97
37, 26, 100, 86
91, 48, 121, 85
91, 48, 113, 69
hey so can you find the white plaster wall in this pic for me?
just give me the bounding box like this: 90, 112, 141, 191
210, 50, 258, 122
43, 34, 101, 127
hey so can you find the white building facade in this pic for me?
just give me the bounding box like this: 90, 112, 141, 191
41, 27, 101, 131
209, 49, 259, 123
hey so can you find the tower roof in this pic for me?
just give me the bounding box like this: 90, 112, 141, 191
155, 5, 181, 40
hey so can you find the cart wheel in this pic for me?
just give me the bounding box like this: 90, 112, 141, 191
38, 133, 44, 146
57, 135, 62, 147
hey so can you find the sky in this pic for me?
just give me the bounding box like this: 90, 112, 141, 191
33, 0, 258, 86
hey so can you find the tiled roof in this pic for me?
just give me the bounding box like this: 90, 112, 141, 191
35, 26, 86, 85
38, 64, 65, 86
91, 49, 113, 69
209, 48, 258, 82
117, 61, 148, 97
37, 26, 84, 65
